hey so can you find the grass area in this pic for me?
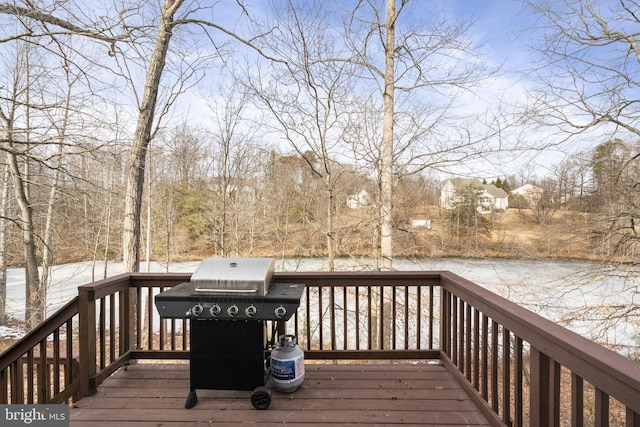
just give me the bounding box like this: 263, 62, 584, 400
306, 207, 629, 262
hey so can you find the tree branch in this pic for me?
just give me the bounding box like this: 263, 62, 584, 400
0, 2, 125, 42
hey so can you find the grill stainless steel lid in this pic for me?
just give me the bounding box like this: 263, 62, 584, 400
190, 257, 274, 296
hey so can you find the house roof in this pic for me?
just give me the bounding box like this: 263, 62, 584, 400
511, 184, 543, 195
483, 185, 508, 198
445, 178, 508, 199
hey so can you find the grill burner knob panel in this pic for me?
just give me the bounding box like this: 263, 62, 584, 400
245, 305, 257, 317
209, 304, 221, 316
274, 305, 287, 319
155, 281, 304, 321
192, 304, 204, 316
227, 304, 239, 317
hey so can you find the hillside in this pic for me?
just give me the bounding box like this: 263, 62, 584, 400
162, 206, 622, 264
371, 207, 601, 261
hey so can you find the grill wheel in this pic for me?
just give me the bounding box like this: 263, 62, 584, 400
251, 386, 272, 410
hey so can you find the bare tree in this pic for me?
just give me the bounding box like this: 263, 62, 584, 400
379, 0, 396, 271
0, 165, 9, 325
0, 1, 135, 328
152, 124, 206, 261
524, 0, 640, 257
589, 139, 640, 258
1, 114, 42, 329
247, 0, 357, 270
340, 0, 495, 270
121, 0, 185, 272
40, 39, 84, 297
525, 0, 640, 138
119, 0, 288, 272
518, 0, 640, 348
1, 0, 285, 274
0, 37, 45, 329
206, 85, 259, 257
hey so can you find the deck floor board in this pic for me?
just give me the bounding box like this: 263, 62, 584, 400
70, 362, 493, 426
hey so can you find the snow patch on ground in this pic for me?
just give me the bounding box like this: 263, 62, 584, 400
0, 324, 25, 339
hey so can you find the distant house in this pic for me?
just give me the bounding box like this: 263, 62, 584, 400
510, 184, 544, 208
410, 219, 432, 229
440, 178, 508, 213
347, 189, 372, 209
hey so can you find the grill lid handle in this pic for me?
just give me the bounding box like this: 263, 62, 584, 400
194, 288, 259, 294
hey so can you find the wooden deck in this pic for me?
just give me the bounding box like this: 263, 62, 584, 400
69, 362, 492, 426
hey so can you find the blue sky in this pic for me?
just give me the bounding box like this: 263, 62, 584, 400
164, 0, 614, 179
446, 0, 535, 67
176, 0, 552, 178
0, 0, 618, 182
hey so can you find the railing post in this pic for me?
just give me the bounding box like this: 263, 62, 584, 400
440, 288, 451, 356
121, 287, 137, 355
530, 347, 550, 427
627, 408, 640, 427
78, 286, 97, 398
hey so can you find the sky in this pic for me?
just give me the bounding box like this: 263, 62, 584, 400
393, 0, 562, 179
445, 0, 547, 175
422, 0, 609, 180
178, 0, 554, 181
150, 0, 623, 181
0, 0, 614, 182
447, 0, 532, 57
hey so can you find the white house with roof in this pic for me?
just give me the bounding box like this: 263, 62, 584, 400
440, 178, 509, 213
510, 183, 544, 208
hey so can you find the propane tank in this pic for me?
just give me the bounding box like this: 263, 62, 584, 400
270, 334, 304, 393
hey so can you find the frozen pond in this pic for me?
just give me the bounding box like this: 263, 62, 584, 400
3, 257, 639, 354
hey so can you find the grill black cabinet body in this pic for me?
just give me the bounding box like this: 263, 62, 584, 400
190, 319, 265, 391
154, 258, 304, 409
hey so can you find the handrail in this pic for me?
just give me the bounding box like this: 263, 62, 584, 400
0, 297, 80, 404
0, 269, 637, 426
77, 272, 191, 398
0, 298, 79, 372
439, 271, 640, 426
275, 271, 442, 357
441, 272, 640, 412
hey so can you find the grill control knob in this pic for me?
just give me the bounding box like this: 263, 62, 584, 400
192, 304, 204, 316
227, 305, 239, 317
245, 305, 257, 317
209, 304, 221, 317
274, 305, 287, 319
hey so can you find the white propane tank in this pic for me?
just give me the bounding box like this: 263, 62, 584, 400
270, 334, 304, 393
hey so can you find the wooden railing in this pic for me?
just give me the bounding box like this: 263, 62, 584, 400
438, 272, 640, 427
0, 270, 638, 427
0, 297, 80, 404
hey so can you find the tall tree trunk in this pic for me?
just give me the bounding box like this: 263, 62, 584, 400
123, 0, 184, 272
325, 176, 335, 271
0, 165, 10, 325
103, 188, 113, 279
145, 150, 152, 272
1, 106, 43, 330
40, 150, 61, 298
8, 151, 43, 330
380, 0, 396, 271
42, 69, 70, 294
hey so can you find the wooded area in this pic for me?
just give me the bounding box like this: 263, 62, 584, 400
0, 0, 639, 330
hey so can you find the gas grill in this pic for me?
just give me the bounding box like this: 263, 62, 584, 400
154, 257, 304, 409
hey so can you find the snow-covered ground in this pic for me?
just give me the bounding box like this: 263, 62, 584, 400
0, 324, 24, 338
3, 257, 639, 354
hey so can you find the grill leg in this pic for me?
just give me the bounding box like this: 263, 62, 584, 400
185, 390, 198, 409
